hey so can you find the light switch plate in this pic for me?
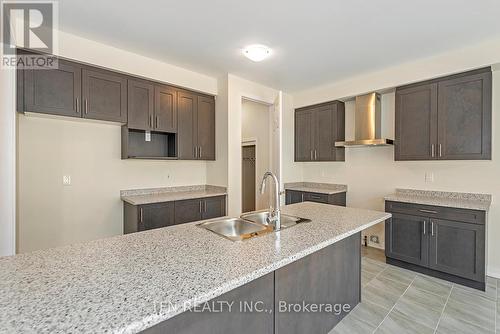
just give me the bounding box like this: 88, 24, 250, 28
145, 131, 151, 142
63, 175, 71, 185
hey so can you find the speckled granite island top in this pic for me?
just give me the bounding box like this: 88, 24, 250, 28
385, 188, 492, 211
121, 185, 227, 205
284, 182, 347, 194
0, 202, 390, 334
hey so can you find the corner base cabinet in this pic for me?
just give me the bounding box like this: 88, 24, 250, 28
285, 190, 346, 206
124, 195, 226, 234
385, 201, 486, 290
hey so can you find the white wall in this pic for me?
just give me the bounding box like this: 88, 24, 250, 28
13, 31, 218, 253
226, 74, 279, 215
290, 40, 500, 276
0, 44, 16, 256
18, 116, 207, 253
242, 99, 271, 210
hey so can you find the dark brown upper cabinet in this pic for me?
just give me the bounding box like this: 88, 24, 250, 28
294, 101, 345, 162
18, 51, 127, 124
127, 81, 177, 133
155, 84, 177, 133
197, 95, 216, 160
395, 83, 438, 160
82, 68, 127, 123
395, 68, 491, 161
21, 59, 82, 117
437, 72, 492, 160
177, 90, 216, 160
127, 79, 154, 130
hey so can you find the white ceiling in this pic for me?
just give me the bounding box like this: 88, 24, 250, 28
58, 0, 500, 92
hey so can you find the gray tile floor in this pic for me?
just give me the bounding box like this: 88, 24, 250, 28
331, 256, 499, 334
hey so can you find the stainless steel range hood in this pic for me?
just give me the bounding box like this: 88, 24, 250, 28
335, 93, 393, 147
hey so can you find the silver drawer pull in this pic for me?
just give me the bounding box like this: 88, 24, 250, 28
419, 209, 438, 214
422, 220, 426, 235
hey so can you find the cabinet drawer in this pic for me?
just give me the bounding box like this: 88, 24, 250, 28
304, 192, 329, 204
385, 201, 485, 225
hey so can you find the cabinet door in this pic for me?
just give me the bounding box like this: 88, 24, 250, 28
437, 72, 492, 160
202, 196, 226, 220
139, 202, 175, 231
285, 190, 304, 205
294, 109, 313, 161
174, 198, 202, 224
385, 213, 429, 266
395, 83, 438, 160
314, 104, 336, 161
275, 233, 360, 334
23, 59, 82, 117
177, 91, 197, 159
127, 79, 154, 130
82, 68, 127, 122
428, 219, 485, 281
155, 85, 177, 133
329, 192, 347, 206
197, 95, 216, 160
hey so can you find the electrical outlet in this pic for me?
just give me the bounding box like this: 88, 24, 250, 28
63, 175, 71, 186
425, 172, 434, 183
370, 235, 379, 244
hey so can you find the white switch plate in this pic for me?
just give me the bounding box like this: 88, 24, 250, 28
63, 175, 71, 185
145, 131, 151, 142
425, 172, 434, 183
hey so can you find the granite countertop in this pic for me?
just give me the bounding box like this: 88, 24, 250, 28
0, 202, 390, 334
384, 188, 492, 211
121, 185, 227, 205
284, 182, 347, 195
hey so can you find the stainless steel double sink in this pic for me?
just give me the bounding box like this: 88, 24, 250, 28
197, 210, 311, 241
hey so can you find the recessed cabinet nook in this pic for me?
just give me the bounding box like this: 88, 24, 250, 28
16, 49, 215, 161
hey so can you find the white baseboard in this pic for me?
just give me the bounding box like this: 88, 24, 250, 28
487, 265, 500, 279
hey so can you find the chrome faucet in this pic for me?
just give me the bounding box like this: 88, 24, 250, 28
259, 171, 281, 231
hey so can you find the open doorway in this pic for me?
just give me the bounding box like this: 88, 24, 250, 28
241, 99, 273, 212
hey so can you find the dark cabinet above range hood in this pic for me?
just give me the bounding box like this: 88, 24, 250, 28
335, 93, 393, 147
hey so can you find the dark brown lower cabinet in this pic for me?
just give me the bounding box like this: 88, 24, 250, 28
385, 213, 429, 267
385, 201, 486, 290
142, 233, 361, 334
285, 190, 346, 206
124, 195, 226, 234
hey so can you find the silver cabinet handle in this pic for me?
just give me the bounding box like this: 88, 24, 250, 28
199, 201, 202, 213
194, 146, 197, 158
84, 99, 88, 114
140, 208, 143, 223
204, 200, 207, 212
310, 150, 313, 160
155, 116, 159, 128
76, 98, 79, 113
301, 193, 304, 202
199, 146, 202, 159
314, 150, 317, 160
439, 144, 442, 157
431, 221, 435, 236
419, 209, 437, 214
431, 144, 435, 157
422, 220, 426, 235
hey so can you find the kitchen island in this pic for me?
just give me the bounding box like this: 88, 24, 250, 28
0, 202, 390, 333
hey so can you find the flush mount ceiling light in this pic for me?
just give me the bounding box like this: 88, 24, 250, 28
242, 44, 271, 62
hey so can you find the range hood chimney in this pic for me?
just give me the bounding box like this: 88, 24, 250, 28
335, 93, 393, 147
